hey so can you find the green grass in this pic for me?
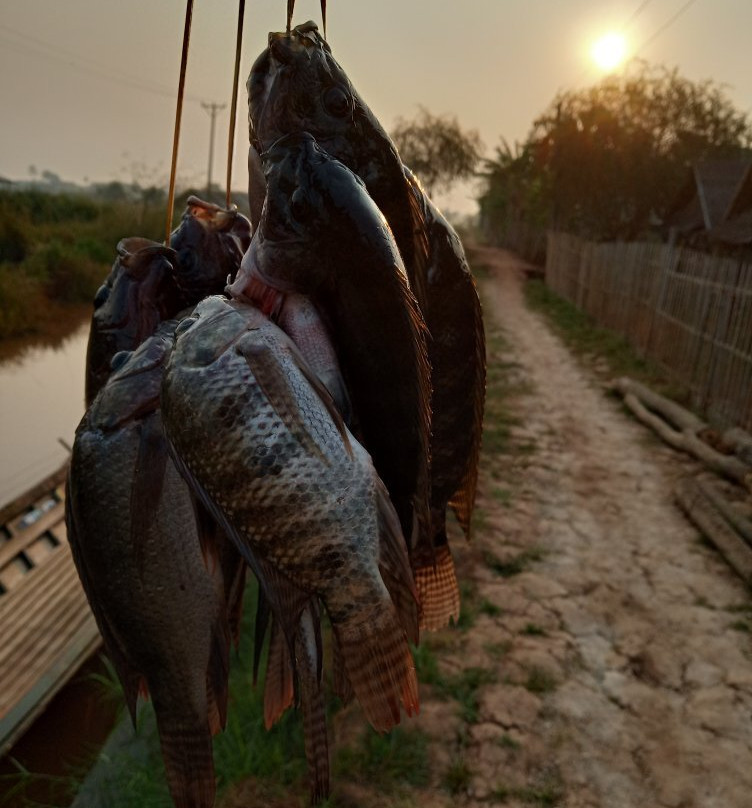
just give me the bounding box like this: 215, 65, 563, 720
479, 598, 503, 617
442, 757, 473, 795
524, 278, 684, 400
0, 189, 169, 341
524, 666, 558, 695
521, 623, 547, 637
334, 727, 430, 791
483, 547, 545, 578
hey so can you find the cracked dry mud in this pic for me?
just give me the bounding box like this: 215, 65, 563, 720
339, 246, 752, 808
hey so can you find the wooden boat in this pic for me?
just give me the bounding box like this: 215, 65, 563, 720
0, 462, 101, 757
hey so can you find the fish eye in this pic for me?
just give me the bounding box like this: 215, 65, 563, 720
175, 316, 197, 338
323, 85, 351, 118
290, 189, 312, 223
110, 350, 131, 372
93, 283, 109, 308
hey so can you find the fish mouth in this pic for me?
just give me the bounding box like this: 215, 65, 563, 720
183, 195, 238, 232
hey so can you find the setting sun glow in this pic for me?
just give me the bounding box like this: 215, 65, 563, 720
591, 32, 628, 72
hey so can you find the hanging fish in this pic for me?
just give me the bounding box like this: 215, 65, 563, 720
246, 24, 486, 628
67, 322, 235, 808
229, 131, 431, 558
161, 295, 420, 738
169, 195, 251, 302
85, 239, 184, 406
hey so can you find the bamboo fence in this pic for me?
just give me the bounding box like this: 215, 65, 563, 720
545, 232, 752, 432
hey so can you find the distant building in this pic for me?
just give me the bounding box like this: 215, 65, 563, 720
664, 159, 752, 251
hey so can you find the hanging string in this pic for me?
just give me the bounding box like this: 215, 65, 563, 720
226, 0, 246, 209
286, 0, 294, 35
164, 0, 195, 246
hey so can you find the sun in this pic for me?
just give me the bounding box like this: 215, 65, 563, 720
591, 32, 628, 72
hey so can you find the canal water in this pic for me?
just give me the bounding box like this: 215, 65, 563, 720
0, 322, 89, 509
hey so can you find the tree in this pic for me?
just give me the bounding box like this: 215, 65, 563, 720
391, 106, 484, 197
480, 60, 752, 242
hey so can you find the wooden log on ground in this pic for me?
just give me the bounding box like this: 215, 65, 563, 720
675, 477, 752, 583
622, 392, 752, 491
613, 377, 706, 433
721, 427, 752, 468
694, 478, 752, 549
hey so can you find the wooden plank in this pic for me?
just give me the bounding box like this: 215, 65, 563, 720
0, 502, 66, 570
0, 613, 100, 756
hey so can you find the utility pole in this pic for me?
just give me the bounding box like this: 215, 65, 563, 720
202, 101, 226, 201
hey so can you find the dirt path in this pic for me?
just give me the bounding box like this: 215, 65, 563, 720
380, 247, 752, 808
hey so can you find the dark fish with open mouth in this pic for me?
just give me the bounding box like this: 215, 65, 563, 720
246, 23, 486, 629
229, 131, 431, 556
160, 295, 420, 739
85, 239, 184, 406
67, 322, 234, 808
246, 22, 424, 306
169, 195, 252, 302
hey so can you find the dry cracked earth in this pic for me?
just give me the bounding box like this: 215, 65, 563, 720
338, 247, 752, 808
226, 247, 752, 808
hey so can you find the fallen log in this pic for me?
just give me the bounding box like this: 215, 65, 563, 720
622, 392, 752, 491
613, 377, 705, 433
721, 427, 752, 468
675, 477, 752, 583
694, 478, 752, 549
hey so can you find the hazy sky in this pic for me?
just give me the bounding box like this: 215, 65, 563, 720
1, 0, 751, 214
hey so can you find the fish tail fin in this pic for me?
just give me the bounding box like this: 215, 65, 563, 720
376, 480, 420, 644
154, 715, 215, 808
413, 542, 461, 631
263, 619, 295, 730
334, 607, 419, 733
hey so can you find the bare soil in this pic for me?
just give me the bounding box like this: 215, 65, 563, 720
338, 246, 752, 808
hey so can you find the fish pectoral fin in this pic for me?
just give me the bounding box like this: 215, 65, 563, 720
238, 335, 345, 463
285, 343, 354, 459
130, 416, 169, 577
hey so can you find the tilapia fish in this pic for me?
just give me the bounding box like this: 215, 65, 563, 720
67, 322, 234, 808
247, 23, 486, 628
403, 168, 487, 629
229, 132, 431, 556
246, 22, 421, 303
85, 239, 184, 406
160, 295, 420, 738
169, 195, 252, 302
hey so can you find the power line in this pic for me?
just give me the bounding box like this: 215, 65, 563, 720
623, 0, 654, 30
636, 0, 698, 54
0, 22, 202, 103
